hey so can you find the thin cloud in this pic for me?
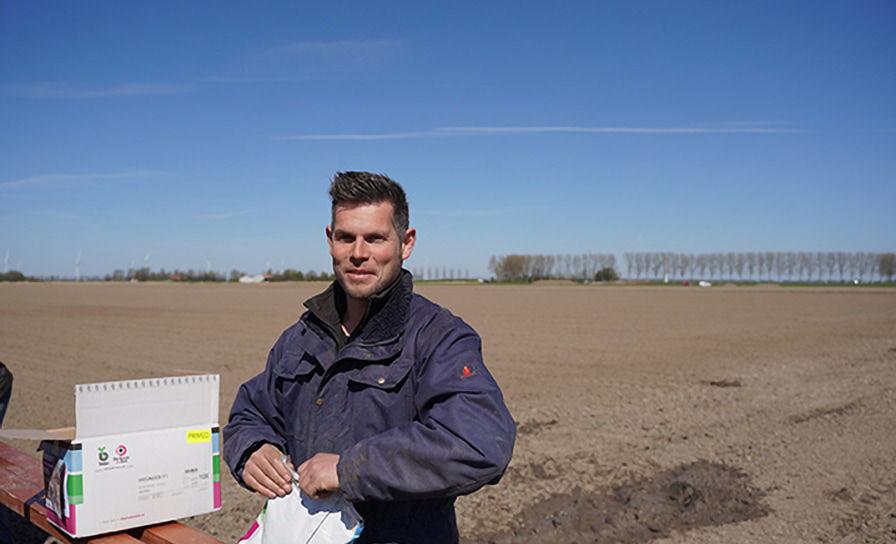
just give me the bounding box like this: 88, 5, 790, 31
273, 124, 801, 141
441, 125, 802, 135
2, 82, 194, 99
193, 209, 256, 220
274, 130, 437, 141
0, 170, 165, 189
0, 210, 80, 221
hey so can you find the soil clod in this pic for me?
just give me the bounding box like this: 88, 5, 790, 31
517, 418, 559, 436
702, 379, 743, 388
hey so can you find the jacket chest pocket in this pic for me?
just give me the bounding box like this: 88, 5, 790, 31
346, 355, 416, 438
272, 348, 321, 434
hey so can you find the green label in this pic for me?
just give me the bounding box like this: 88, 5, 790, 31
67, 474, 84, 505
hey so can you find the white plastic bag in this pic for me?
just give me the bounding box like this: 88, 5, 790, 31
238, 462, 363, 544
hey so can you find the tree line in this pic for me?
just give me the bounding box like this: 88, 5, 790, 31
489, 253, 617, 282
101, 267, 335, 283
488, 252, 896, 283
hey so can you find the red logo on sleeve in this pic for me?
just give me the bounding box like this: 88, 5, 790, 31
461, 365, 476, 379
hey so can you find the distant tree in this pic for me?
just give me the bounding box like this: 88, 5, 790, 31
835, 252, 848, 282
878, 253, 896, 282
823, 252, 836, 282
785, 252, 797, 281
735, 253, 746, 280
676, 253, 689, 279
773, 252, 785, 282
707, 253, 721, 279
594, 267, 619, 282
0, 271, 26, 282
696, 254, 708, 279
650, 253, 663, 280
763, 252, 775, 281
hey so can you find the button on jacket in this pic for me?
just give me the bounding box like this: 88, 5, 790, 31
223, 271, 516, 543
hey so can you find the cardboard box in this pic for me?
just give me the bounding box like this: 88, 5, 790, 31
0, 374, 221, 537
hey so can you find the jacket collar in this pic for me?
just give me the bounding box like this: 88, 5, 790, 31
304, 269, 413, 347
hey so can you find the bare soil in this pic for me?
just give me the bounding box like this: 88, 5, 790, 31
1, 282, 895, 543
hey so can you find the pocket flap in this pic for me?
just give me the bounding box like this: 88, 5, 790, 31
348, 356, 413, 390
272, 348, 318, 379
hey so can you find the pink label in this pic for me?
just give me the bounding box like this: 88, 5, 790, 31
46, 505, 77, 535
66, 504, 77, 533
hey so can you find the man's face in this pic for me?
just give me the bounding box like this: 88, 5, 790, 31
327, 201, 415, 300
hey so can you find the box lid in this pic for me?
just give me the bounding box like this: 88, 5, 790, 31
75, 374, 219, 439
0, 374, 218, 442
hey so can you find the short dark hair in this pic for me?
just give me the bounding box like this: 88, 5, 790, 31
329, 171, 409, 234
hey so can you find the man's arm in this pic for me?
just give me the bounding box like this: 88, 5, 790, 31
222, 334, 295, 498
336, 314, 516, 502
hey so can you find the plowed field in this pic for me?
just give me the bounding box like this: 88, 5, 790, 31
2, 282, 894, 543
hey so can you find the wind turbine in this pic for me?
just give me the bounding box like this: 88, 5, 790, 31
3, 249, 8, 273
75, 251, 82, 281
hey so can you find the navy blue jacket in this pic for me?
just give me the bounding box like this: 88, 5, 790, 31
223, 271, 516, 543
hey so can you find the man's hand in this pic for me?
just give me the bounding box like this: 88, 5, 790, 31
298, 453, 340, 499
242, 443, 294, 499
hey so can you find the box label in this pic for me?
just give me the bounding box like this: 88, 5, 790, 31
186, 429, 211, 443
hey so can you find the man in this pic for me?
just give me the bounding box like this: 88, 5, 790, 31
0, 362, 13, 544
223, 172, 515, 543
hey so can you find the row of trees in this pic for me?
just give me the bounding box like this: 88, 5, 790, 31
487, 252, 896, 283
623, 252, 896, 282
264, 269, 335, 282
0, 271, 28, 282
106, 267, 227, 282
102, 267, 336, 283
408, 266, 472, 281
488, 253, 617, 281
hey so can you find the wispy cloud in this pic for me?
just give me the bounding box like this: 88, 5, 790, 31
0, 210, 80, 221
274, 130, 437, 141
273, 124, 801, 141
416, 206, 545, 218
1, 82, 195, 99
441, 125, 802, 135
193, 209, 256, 220
3, 40, 399, 99
0, 170, 165, 190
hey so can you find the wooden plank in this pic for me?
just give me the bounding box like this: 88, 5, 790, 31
0, 442, 44, 517
134, 523, 225, 544
87, 534, 147, 544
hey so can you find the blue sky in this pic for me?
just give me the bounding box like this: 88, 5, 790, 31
1, 1, 894, 278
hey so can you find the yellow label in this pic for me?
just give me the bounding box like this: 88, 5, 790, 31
186, 429, 212, 443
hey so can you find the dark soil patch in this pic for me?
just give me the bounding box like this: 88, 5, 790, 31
469, 461, 768, 543
517, 418, 559, 436
701, 379, 742, 388
788, 400, 861, 424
